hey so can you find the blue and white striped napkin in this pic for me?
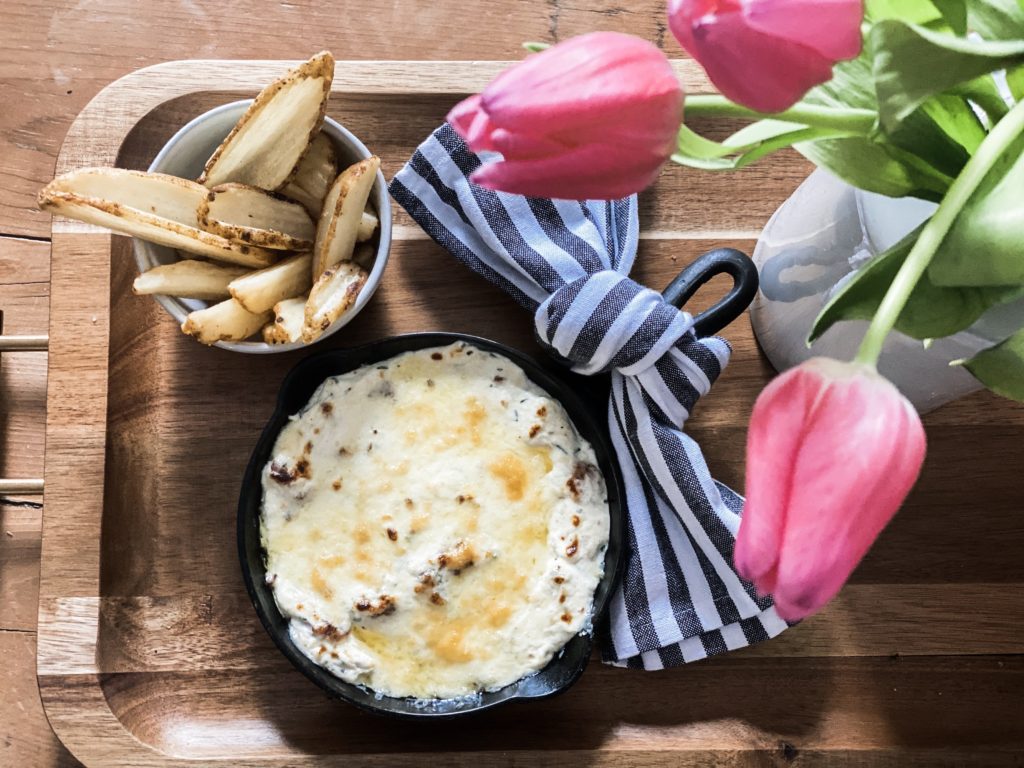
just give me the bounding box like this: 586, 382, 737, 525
390, 124, 788, 669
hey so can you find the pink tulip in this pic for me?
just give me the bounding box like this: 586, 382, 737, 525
447, 32, 684, 200
736, 358, 926, 621
668, 0, 864, 113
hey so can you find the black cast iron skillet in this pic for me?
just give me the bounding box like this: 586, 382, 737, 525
238, 248, 758, 719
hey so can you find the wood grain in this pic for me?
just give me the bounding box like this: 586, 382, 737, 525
0, 0, 686, 240
26, 58, 1024, 766
4, 2, 1020, 765
0, 237, 49, 640
30, 584, 1024, 677
35, 656, 1024, 766
0, 631, 78, 767
0, 236, 69, 766
0, 237, 48, 489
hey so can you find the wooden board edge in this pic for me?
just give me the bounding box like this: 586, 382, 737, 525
38, 226, 121, 763
30, 671, 1024, 768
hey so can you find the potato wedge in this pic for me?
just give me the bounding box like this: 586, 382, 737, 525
199, 51, 335, 189
228, 253, 312, 314
312, 157, 381, 280
358, 210, 378, 242
38, 168, 278, 268
133, 259, 250, 300
302, 262, 368, 343
199, 184, 315, 251
262, 297, 307, 345
181, 298, 272, 345
352, 242, 376, 271
280, 132, 338, 216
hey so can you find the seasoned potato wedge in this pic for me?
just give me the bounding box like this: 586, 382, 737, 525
262, 297, 307, 345
38, 168, 278, 268
302, 262, 368, 343
358, 210, 378, 242
228, 253, 312, 314
133, 259, 250, 300
280, 132, 338, 215
181, 298, 272, 345
312, 157, 381, 280
199, 52, 335, 190
199, 184, 315, 251
313, 178, 343, 262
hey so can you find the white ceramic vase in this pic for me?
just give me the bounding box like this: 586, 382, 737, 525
750, 169, 1024, 413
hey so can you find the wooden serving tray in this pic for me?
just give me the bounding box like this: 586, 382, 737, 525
38, 60, 1024, 767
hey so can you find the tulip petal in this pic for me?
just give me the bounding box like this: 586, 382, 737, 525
447, 94, 500, 153
464, 110, 498, 153
548, 90, 683, 152
686, 11, 837, 113
769, 361, 925, 620
446, 31, 684, 199
447, 94, 482, 139
666, 0, 713, 53
736, 363, 822, 586
488, 128, 570, 161
668, 0, 856, 112
743, 0, 863, 62
470, 143, 667, 201
482, 32, 683, 137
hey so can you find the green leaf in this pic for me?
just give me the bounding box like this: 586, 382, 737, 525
889, 101, 974, 176
799, 40, 962, 195
811, 226, 1024, 342
935, 0, 969, 32
866, 0, 945, 23
960, 327, 1024, 401
796, 137, 950, 200
952, 75, 1011, 124
674, 120, 860, 170
790, 46, 950, 199
522, 41, 549, 53
676, 120, 805, 160
804, 46, 879, 113
872, 20, 1024, 130
679, 127, 853, 170
819, 32, 970, 179
1008, 64, 1024, 100
866, 0, 966, 31
887, 142, 961, 188
919, 94, 987, 153
726, 119, 811, 147
679, 33, 969, 201
929, 131, 1024, 285
967, 0, 1024, 38
676, 124, 736, 161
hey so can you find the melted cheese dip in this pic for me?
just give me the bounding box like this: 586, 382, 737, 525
260, 342, 609, 700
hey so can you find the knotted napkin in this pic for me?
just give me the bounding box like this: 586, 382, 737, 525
390, 124, 788, 669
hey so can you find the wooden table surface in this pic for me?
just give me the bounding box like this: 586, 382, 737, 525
2, 2, 1023, 766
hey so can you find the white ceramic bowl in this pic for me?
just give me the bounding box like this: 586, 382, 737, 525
135, 100, 392, 354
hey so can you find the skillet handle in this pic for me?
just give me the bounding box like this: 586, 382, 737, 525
661, 248, 760, 337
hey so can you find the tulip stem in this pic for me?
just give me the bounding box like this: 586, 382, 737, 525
684, 95, 877, 133
854, 97, 1024, 367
